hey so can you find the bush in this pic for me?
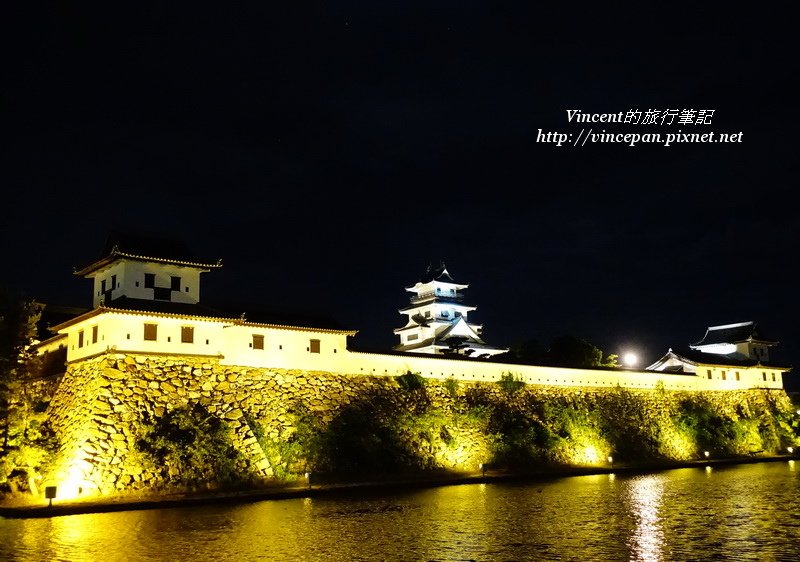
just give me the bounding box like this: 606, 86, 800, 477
396, 371, 427, 391
497, 372, 525, 395
443, 377, 459, 397
135, 404, 250, 488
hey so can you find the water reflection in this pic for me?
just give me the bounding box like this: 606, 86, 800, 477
625, 475, 665, 561
2, 462, 799, 561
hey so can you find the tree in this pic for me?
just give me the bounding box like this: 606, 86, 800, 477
0, 287, 53, 494
545, 335, 617, 368
442, 336, 469, 356
493, 340, 548, 365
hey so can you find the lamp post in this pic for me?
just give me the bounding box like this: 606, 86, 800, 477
45, 486, 57, 507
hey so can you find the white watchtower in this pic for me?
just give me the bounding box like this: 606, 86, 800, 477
393, 262, 507, 358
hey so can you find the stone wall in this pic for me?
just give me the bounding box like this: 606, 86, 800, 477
41, 353, 798, 498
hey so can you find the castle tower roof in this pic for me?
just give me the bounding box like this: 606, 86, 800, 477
690, 321, 777, 348
74, 231, 222, 276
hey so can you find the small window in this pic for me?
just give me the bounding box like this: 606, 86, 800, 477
101, 279, 107, 293
92, 325, 98, 344
144, 323, 158, 341
171, 276, 181, 291
707, 371, 712, 379
762, 372, 767, 381
144, 273, 155, 288
424, 311, 431, 318
772, 373, 776, 382
111, 274, 117, 289
735, 371, 740, 381
721, 371, 726, 381
252, 334, 264, 350
153, 287, 171, 300
310, 339, 321, 353
78, 330, 84, 348
408, 334, 418, 341
181, 326, 194, 343
185, 287, 190, 292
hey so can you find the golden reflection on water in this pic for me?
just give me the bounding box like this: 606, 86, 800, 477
3, 463, 800, 561
625, 475, 665, 562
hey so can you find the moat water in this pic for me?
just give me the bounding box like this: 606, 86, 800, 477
2, 461, 799, 561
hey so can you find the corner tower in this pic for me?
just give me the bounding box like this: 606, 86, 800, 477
74, 232, 222, 308
393, 262, 507, 358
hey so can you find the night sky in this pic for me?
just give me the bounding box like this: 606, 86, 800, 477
4, 5, 797, 389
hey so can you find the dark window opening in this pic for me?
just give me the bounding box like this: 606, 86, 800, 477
78, 330, 84, 348
181, 326, 194, 343
253, 334, 264, 350
144, 323, 157, 341
144, 273, 155, 288
101, 279, 107, 293
92, 326, 98, 344
310, 339, 321, 353
153, 287, 171, 301
171, 276, 181, 291
111, 275, 117, 289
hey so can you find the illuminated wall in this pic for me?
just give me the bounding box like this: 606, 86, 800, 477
55, 310, 787, 391
40, 349, 794, 500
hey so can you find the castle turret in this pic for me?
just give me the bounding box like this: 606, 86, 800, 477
393, 262, 507, 358
689, 321, 777, 362
74, 232, 222, 308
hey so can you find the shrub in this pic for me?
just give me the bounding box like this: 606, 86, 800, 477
396, 371, 427, 391
497, 372, 525, 395
135, 404, 249, 487
443, 377, 459, 397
